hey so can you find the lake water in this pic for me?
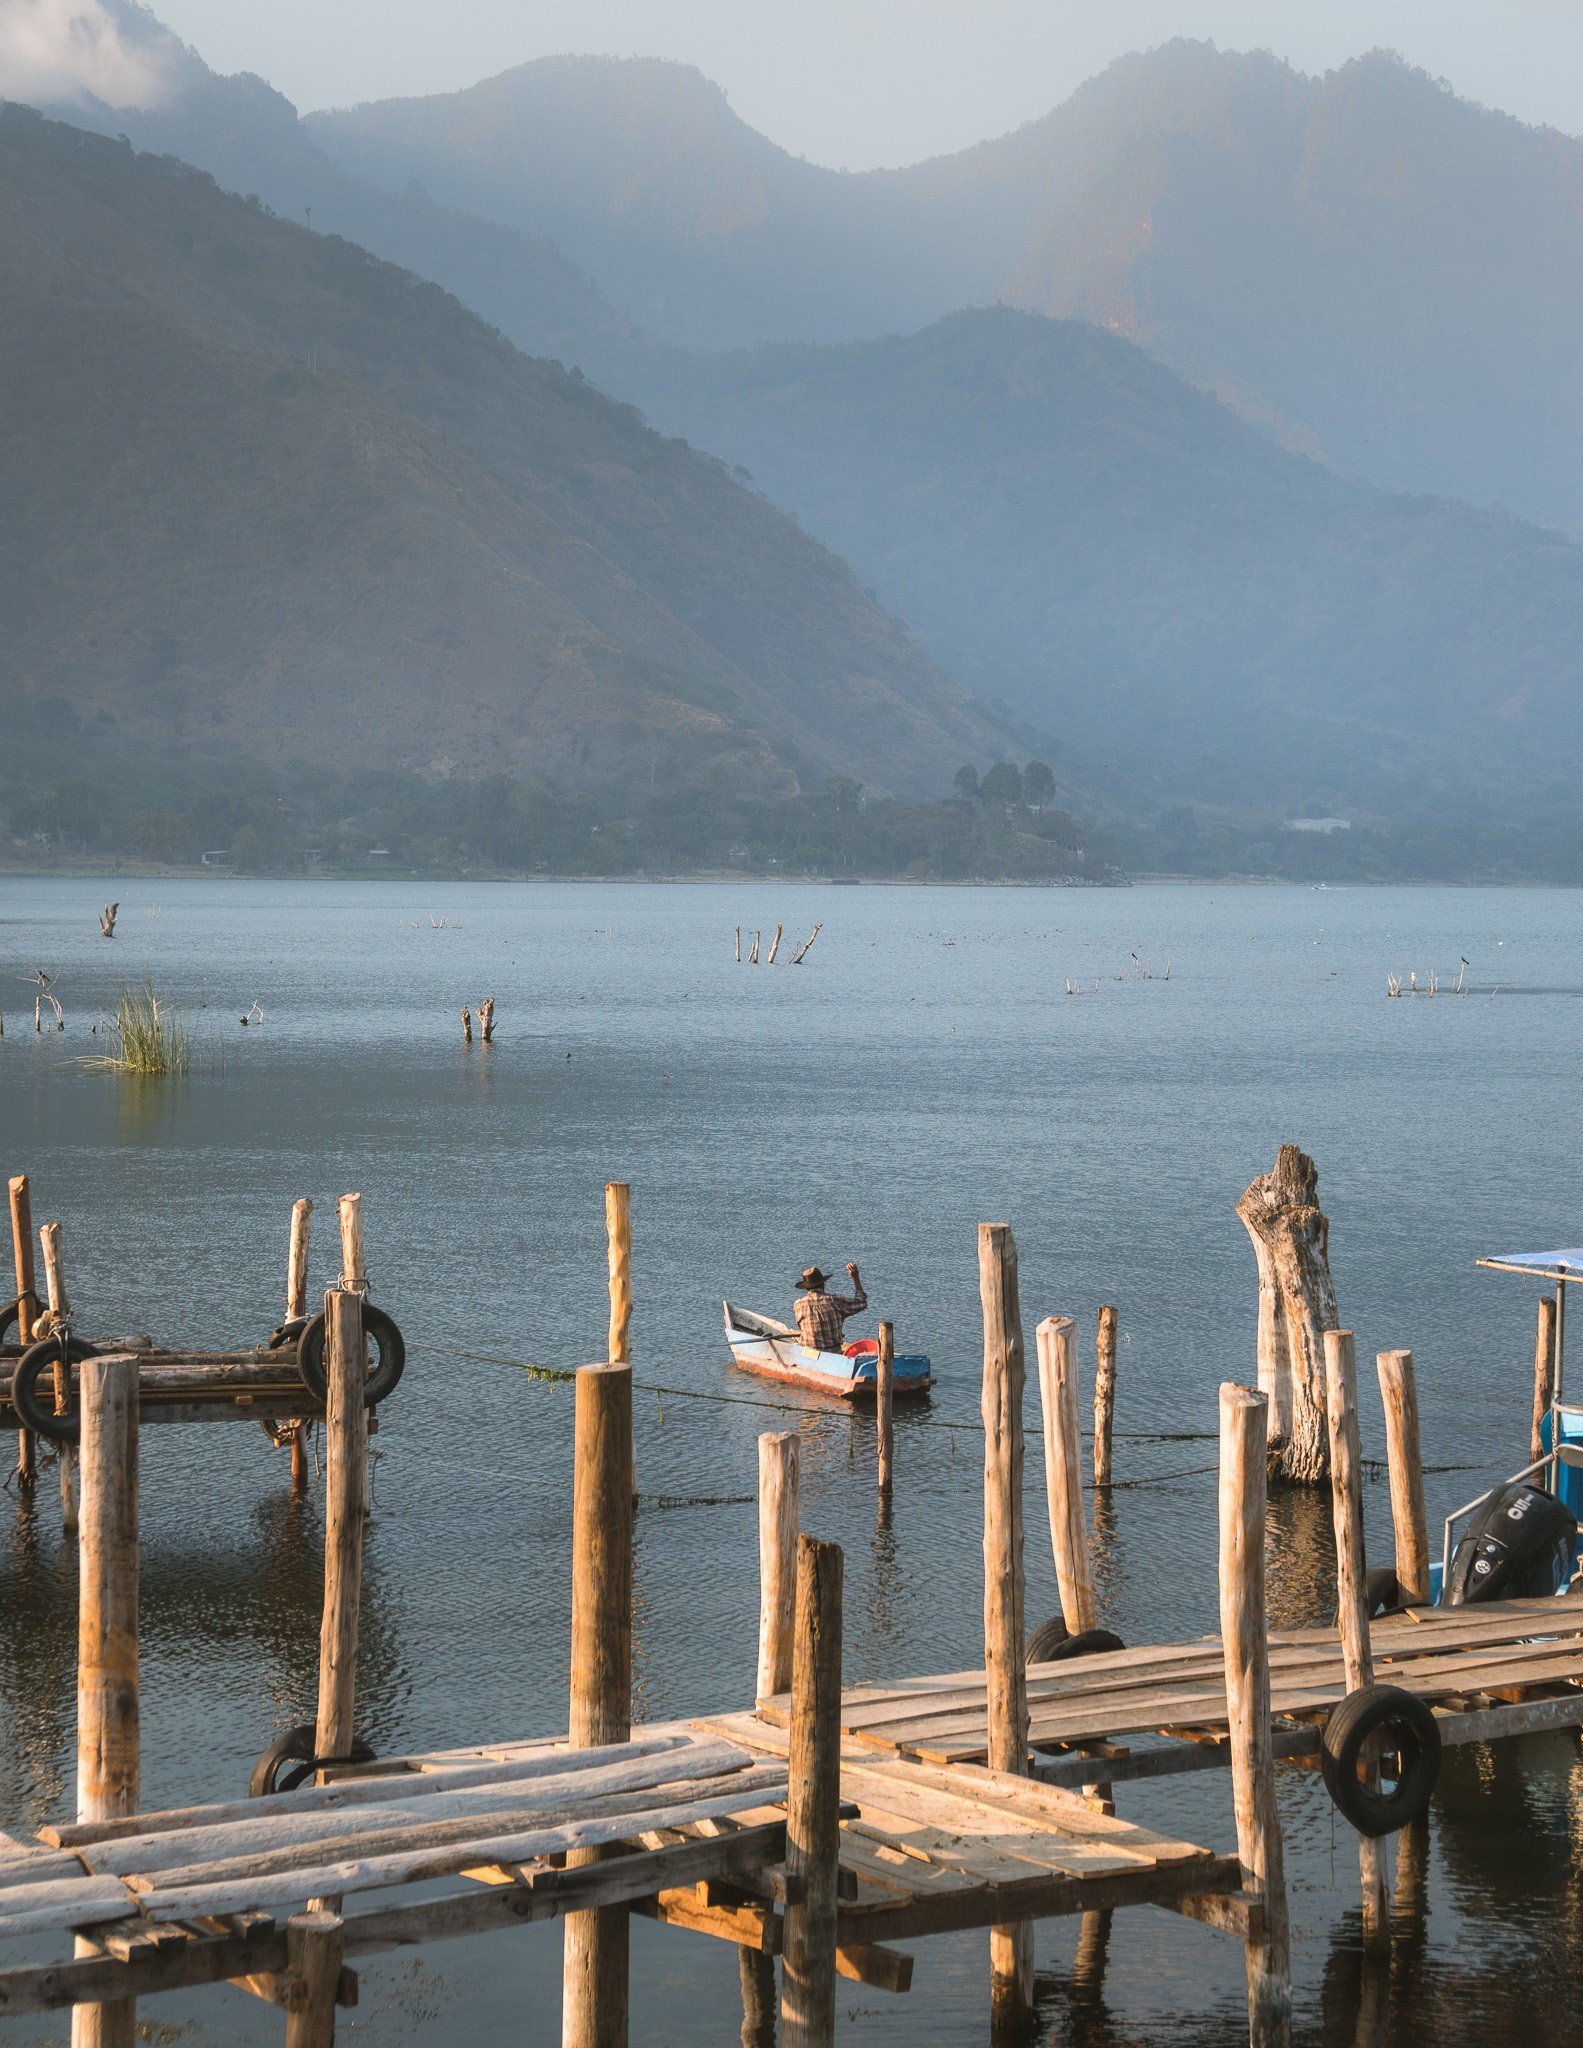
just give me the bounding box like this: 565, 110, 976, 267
3, 875, 1581, 2047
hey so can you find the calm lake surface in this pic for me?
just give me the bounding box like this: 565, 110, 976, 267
3, 875, 1582, 2047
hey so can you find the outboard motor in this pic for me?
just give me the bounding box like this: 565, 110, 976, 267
1444, 1480, 1577, 1605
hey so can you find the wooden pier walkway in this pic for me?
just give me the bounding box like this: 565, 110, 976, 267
754, 1597, 1583, 1781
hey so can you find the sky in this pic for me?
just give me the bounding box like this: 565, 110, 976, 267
9, 0, 1583, 167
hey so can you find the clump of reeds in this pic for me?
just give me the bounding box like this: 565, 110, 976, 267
81, 984, 191, 1076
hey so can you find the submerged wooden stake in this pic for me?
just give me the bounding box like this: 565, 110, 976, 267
734, 926, 741, 964
1324, 1330, 1389, 1951
790, 923, 823, 966
979, 1223, 1033, 2035
748, 930, 761, 966
1218, 1384, 1291, 2048
9, 1174, 37, 1488
478, 998, 495, 1043
1093, 1304, 1118, 1488
75, 1352, 140, 2048
1531, 1295, 1557, 1463
876, 1321, 895, 1508
767, 923, 783, 966
564, 1363, 634, 2048
1376, 1349, 1429, 1605
40, 1220, 77, 1534
1236, 1145, 1338, 1484
757, 1431, 800, 1702
780, 1533, 843, 2048
461, 1006, 473, 1044
1036, 1314, 1095, 1634
315, 1292, 366, 1770
605, 1183, 632, 1367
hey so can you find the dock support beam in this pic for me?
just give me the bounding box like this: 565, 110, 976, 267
285, 1199, 313, 1492
9, 1175, 37, 1488
1531, 1295, 1557, 1463
284, 1911, 344, 2048
1325, 1331, 1389, 1950
1218, 1384, 1291, 2048
605, 1183, 632, 1367
876, 1321, 895, 1515
757, 1431, 800, 1702
40, 1219, 78, 1533
980, 1223, 1034, 2038
75, 1353, 140, 2048
563, 1363, 633, 2048
781, 1533, 843, 2048
1376, 1349, 1429, 1605
1036, 1313, 1095, 1634
315, 1290, 367, 1770
1093, 1305, 1117, 1489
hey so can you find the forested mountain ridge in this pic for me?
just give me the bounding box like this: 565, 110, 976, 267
0, 105, 1007, 800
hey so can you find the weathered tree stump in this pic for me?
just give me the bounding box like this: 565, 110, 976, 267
1236, 1145, 1338, 1485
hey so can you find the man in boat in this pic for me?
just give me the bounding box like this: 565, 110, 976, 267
794, 1262, 868, 1351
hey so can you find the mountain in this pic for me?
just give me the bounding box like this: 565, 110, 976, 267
628, 307, 1583, 814
0, 104, 1006, 798
309, 41, 1583, 536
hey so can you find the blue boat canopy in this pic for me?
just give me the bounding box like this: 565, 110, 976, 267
1478, 1249, 1583, 1280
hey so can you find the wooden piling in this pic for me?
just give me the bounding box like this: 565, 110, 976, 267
564, 1363, 634, 2048
735, 926, 741, 964
1376, 1350, 1430, 1605
780, 1532, 843, 2048
314, 1292, 366, 1768
461, 1006, 473, 1044
9, 1174, 37, 1487
285, 1199, 313, 1492
1036, 1314, 1096, 1634
336, 1195, 365, 1290
284, 1910, 344, 2048
756, 1431, 800, 1703
767, 923, 783, 966
1093, 1304, 1118, 1488
1531, 1295, 1557, 1462
478, 998, 495, 1044
738, 1946, 776, 2047
605, 1183, 632, 1367
1218, 1384, 1291, 2048
75, 1353, 140, 2048
40, 1220, 77, 1534
979, 1223, 1033, 2035
748, 930, 761, 965
1323, 1330, 1389, 1951
876, 1320, 895, 1509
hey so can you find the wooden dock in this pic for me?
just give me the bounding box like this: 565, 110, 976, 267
754, 1598, 1583, 1783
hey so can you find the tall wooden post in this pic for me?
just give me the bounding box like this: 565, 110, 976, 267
564, 1363, 633, 2048
75, 1353, 140, 2048
756, 1430, 800, 1702
286, 1199, 313, 1492
876, 1321, 895, 1512
605, 1183, 632, 1366
1218, 1385, 1291, 2048
1036, 1314, 1096, 1634
337, 1195, 364, 1289
1323, 1331, 1389, 1951
1531, 1295, 1558, 1462
9, 1174, 37, 1487
40, 1220, 77, 1533
979, 1223, 1033, 2035
284, 1910, 344, 2048
1376, 1350, 1429, 1605
1093, 1304, 1117, 1488
780, 1533, 843, 2048
315, 1291, 366, 1767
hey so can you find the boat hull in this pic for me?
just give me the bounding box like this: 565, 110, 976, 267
723, 1303, 933, 1399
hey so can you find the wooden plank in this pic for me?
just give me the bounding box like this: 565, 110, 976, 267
107, 1755, 781, 1886
61, 1737, 747, 1861
847, 1757, 1213, 1861
131, 1771, 790, 1922
0, 1874, 137, 1940
836, 1940, 913, 1994
636, 1887, 780, 1952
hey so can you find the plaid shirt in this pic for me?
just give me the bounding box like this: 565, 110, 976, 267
795, 1278, 868, 1352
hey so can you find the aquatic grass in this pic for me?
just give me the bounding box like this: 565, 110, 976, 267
80, 983, 192, 1076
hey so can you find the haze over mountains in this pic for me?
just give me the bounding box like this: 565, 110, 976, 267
9, 4, 1583, 866
0, 104, 1000, 799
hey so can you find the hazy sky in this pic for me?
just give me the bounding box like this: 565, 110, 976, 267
41, 1, 1583, 165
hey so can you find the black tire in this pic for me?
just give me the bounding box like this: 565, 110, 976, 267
267, 1317, 310, 1352
249, 1723, 375, 1797
11, 1335, 96, 1443
1044, 1628, 1125, 1660
1334, 1567, 1402, 1624
1321, 1684, 1441, 1838
1025, 1615, 1070, 1664
1, 1294, 39, 1349
296, 1304, 405, 1406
